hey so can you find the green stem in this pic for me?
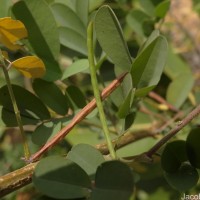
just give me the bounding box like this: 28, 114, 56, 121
95, 55, 107, 71
0, 50, 30, 160
87, 22, 117, 159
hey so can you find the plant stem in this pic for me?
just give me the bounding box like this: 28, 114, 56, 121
0, 50, 30, 160
29, 72, 126, 162
87, 22, 117, 159
146, 104, 200, 158
0, 162, 37, 197
95, 55, 107, 71
148, 91, 178, 112
2, 105, 200, 197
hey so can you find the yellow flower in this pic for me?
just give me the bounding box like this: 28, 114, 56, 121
12, 56, 46, 78
0, 17, 27, 51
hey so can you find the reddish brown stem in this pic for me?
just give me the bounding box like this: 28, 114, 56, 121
148, 91, 178, 112
146, 104, 200, 158
28, 72, 127, 163
2, 105, 200, 197
96, 130, 157, 155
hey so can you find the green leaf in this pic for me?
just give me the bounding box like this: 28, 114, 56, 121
161, 140, 188, 173
54, 0, 75, 11
164, 162, 199, 191
138, 30, 160, 54
135, 85, 155, 97
0, 106, 4, 126
124, 111, 136, 131
115, 0, 128, 4
67, 144, 105, 177
186, 127, 200, 168
75, 0, 89, 26
33, 79, 69, 116
50, 3, 86, 38
66, 85, 86, 109
95, 5, 132, 71
62, 59, 89, 80
59, 27, 87, 55
166, 73, 194, 108
67, 126, 104, 146
193, 1, 200, 13
91, 160, 134, 200
55, 0, 89, 24
32, 121, 62, 146
13, 0, 60, 59
50, 1, 88, 55
165, 47, 192, 79
0, 0, 12, 18
33, 156, 91, 199
89, 0, 105, 11
155, 0, 170, 18
118, 89, 135, 118
110, 71, 133, 110
109, 86, 124, 108
1, 107, 39, 126
139, 0, 155, 16
12, 0, 62, 81
0, 84, 50, 126
45, 0, 54, 4
131, 35, 168, 89
147, 188, 170, 200
165, 48, 194, 108
120, 72, 133, 98
117, 73, 135, 118
142, 19, 154, 36
126, 9, 150, 39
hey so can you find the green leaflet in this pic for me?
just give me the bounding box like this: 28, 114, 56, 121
0, 84, 50, 126
33, 156, 91, 199
32, 79, 69, 116
131, 35, 168, 95
67, 144, 105, 177
12, 0, 62, 81
91, 161, 134, 200
62, 59, 89, 80
95, 5, 132, 71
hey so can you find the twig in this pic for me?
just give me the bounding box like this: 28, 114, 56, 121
139, 103, 167, 122
148, 91, 178, 112
0, 162, 37, 198
0, 50, 30, 160
96, 130, 157, 155
28, 72, 127, 163
155, 111, 184, 133
2, 104, 200, 196
146, 104, 200, 158
0, 129, 155, 197
87, 22, 116, 159
0, 70, 126, 197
